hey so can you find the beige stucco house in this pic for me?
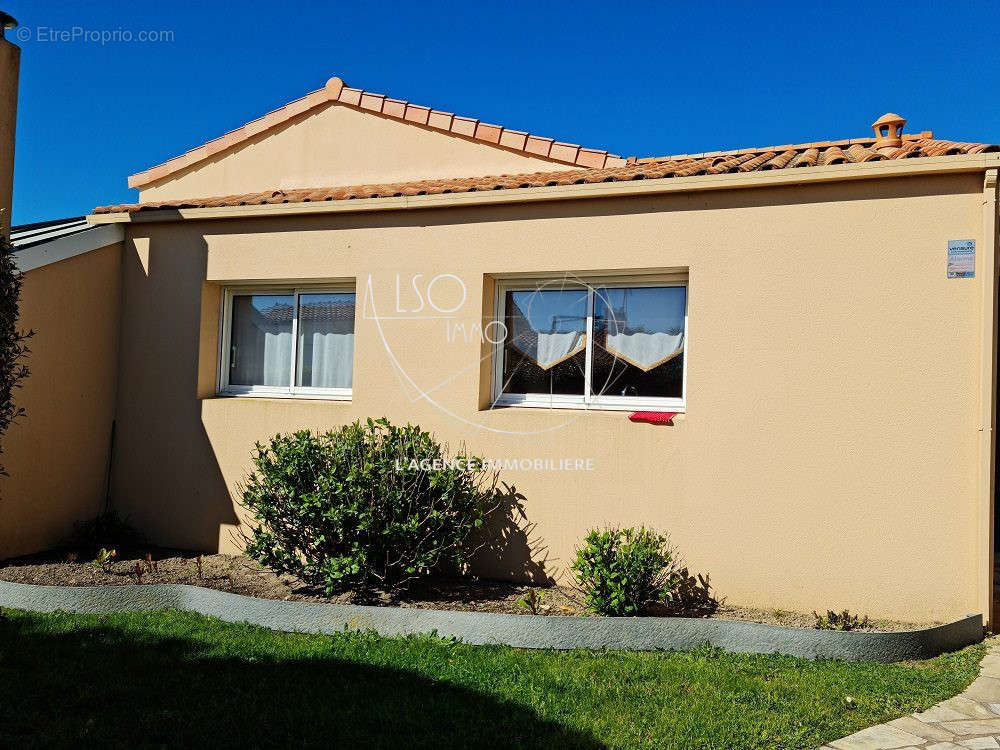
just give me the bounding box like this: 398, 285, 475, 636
5, 74, 1000, 624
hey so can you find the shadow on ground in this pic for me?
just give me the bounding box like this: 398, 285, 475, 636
0, 613, 605, 750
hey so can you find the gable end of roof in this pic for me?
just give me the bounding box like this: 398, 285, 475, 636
127, 77, 626, 190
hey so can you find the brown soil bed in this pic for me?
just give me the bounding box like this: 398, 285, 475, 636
0, 549, 928, 632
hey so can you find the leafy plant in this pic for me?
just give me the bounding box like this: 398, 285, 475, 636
0, 223, 31, 483
518, 588, 548, 615
239, 418, 502, 595
813, 609, 870, 631
571, 526, 683, 616
91, 548, 117, 569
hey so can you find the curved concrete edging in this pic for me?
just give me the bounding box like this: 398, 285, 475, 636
0, 580, 983, 662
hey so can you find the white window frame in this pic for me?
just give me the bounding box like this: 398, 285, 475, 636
490, 274, 688, 412
218, 283, 356, 401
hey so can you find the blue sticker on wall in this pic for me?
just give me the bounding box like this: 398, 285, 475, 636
947, 240, 975, 278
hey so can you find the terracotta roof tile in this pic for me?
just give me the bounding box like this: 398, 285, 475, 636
403, 103, 430, 125
499, 129, 528, 150
127, 77, 624, 188
98, 134, 1000, 215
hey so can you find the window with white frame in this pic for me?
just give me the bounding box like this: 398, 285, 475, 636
219, 285, 356, 399
492, 276, 687, 410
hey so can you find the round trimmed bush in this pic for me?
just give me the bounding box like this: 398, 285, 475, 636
240, 418, 500, 595
571, 526, 682, 616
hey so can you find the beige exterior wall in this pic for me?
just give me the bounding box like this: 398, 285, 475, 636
0, 243, 122, 558
138, 102, 575, 202
0, 35, 19, 236
109, 173, 992, 622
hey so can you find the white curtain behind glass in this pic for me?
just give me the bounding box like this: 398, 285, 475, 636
595, 287, 685, 371
604, 331, 684, 370
506, 290, 586, 370
296, 293, 355, 388
230, 295, 294, 387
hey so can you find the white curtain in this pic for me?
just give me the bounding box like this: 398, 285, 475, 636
230, 299, 293, 387
296, 319, 354, 388
508, 301, 585, 370
603, 331, 683, 371
231, 325, 292, 386
259, 331, 293, 384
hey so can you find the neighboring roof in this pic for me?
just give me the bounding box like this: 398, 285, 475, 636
127, 77, 626, 189
11, 217, 123, 271
12, 217, 93, 248
95, 133, 1000, 215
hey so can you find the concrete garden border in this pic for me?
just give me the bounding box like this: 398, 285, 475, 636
0, 580, 982, 662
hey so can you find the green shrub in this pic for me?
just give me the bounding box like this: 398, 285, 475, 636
0, 227, 31, 481
571, 526, 682, 616
240, 418, 501, 595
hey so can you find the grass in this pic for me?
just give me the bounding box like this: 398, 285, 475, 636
0, 608, 984, 749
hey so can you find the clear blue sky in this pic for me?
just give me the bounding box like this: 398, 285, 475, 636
6, 0, 1000, 224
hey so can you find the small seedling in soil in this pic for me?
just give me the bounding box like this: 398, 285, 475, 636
518, 588, 549, 615
813, 609, 869, 631
90, 548, 116, 570
133, 562, 144, 585
143, 553, 157, 574
195, 555, 203, 579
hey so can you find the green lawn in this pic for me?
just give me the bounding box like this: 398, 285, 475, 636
0, 608, 983, 749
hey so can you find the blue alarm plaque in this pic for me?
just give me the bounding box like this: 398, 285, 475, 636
947, 239, 976, 278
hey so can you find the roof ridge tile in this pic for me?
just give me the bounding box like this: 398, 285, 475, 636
99, 135, 1000, 216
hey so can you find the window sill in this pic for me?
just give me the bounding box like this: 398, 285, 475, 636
214, 390, 352, 403
488, 398, 685, 414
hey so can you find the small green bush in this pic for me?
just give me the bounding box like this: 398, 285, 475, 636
240, 418, 501, 595
813, 609, 870, 631
571, 526, 682, 616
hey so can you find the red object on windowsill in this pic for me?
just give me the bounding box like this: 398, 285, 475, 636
628, 411, 678, 425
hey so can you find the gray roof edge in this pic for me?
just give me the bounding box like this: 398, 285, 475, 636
12, 222, 124, 272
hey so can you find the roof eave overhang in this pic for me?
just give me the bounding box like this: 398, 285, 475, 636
91, 152, 1000, 226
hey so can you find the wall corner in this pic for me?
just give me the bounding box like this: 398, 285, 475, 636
979, 167, 999, 626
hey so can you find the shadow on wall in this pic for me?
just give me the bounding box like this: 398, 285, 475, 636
654, 569, 721, 618
0, 612, 606, 749
470, 483, 554, 585
111, 232, 237, 551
